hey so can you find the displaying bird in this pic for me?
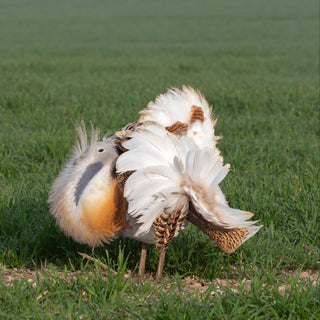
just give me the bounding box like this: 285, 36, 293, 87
48, 87, 262, 279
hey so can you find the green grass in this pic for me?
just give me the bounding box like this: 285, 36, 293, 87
1, 253, 319, 319
0, 0, 319, 318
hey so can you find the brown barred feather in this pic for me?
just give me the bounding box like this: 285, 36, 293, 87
114, 139, 128, 153
153, 208, 184, 249
165, 121, 188, 134
190, 105, 205, 123
121, 122, 138, 132
113, 122, 139, 153
115, 171, 134, 190
176, 208, 189, 233
187, 207, 248, 254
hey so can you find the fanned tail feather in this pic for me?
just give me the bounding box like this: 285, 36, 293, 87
116, 123, 261, 242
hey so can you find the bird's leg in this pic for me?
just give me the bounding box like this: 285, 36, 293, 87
138, 242, 148, 279
156, 247, 167, 280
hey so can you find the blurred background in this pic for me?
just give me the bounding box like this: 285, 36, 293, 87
0, 0, 318, 277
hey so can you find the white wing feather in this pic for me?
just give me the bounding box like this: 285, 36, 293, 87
140, 86, 211, 126
116, 123, 261, 237
139, 86, 218, 150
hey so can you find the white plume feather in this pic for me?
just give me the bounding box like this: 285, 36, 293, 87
140, 86, 211, 127
116, 123, 261, 237
139, 86, 219, 150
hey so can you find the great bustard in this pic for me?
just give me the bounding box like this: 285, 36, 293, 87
48, 87, 262, 279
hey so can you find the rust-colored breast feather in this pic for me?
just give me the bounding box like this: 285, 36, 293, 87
81, 179, 128, 245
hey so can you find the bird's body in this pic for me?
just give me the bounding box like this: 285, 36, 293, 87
48, 87, 262, 279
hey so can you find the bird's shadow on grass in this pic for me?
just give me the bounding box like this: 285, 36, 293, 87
0, 194, 155, 271
0, 194, 235, 277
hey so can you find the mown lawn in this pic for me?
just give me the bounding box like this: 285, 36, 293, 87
0, 0, 319, 318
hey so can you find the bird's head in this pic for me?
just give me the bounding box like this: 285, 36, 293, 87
48, 123, 126, 246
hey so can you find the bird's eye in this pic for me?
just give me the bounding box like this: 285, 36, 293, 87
98, 149, 104, 153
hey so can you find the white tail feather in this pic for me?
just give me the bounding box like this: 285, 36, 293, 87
116, 123, 261, 237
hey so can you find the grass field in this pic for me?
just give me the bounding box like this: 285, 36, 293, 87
0, 0, 319, 318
